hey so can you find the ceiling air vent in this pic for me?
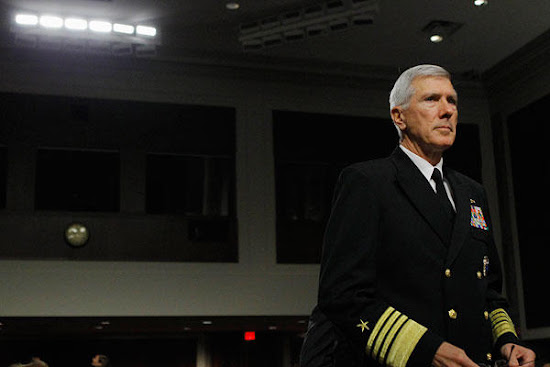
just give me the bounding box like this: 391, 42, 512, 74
239, 0, 379, 50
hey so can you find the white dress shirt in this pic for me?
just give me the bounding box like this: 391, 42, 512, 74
399, 145, 456, 211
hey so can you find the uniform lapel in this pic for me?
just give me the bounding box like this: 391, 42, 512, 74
444, 169, 471, 266
391, 148, 454, 246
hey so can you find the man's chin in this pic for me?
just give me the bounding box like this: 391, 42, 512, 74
434, 136, 455, 150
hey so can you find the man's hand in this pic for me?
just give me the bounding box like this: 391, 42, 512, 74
432, 342, 478, 367
501, 343, 536, 367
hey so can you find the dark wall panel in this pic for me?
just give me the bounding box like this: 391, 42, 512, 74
273, 110, 397, 264
508, 93, 550, 329
0, 92, 237, 262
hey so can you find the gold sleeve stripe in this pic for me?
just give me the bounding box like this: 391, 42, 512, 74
385, 319, 427, 367
373, 310, 402, 362
367, 306, 396, 358
378, 314, 408, 364
366, 306, 427, 367
489, 308, 517, 343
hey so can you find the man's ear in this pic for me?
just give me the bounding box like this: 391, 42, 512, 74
391, 107, 406, 132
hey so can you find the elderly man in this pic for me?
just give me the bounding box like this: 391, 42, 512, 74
300, 65, 535, 367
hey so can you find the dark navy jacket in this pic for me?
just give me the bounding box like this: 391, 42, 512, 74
301, 148, 518, 367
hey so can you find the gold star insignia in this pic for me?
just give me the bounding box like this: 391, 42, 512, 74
356, 319, 370, 332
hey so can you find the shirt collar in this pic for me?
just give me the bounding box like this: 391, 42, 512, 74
399, 145, 444, 182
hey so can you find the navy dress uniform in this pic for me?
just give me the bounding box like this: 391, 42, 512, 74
300, 147, 519, 367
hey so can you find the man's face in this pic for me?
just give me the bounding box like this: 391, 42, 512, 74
393, 75, 458, 157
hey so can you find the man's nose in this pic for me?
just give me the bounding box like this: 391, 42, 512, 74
439, 100, 456, 118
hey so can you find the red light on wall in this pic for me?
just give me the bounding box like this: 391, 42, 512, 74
244, 331, 256, 341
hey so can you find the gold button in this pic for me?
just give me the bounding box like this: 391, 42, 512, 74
477, 271, 483, 279
445, 269, 452, 278
448, 309, 457, 319
484, 311, 489, 320
486, 353, 492, 361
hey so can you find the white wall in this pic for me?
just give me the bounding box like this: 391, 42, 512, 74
0, 49, 496, 318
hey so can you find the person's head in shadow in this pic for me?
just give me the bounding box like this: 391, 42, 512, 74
91, 354, 111, 367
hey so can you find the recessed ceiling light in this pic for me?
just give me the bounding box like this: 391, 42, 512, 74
430, 34, 444, 43
15, 14, 38, 26
202, 320, 213, 325
136, 25, 156, 37
113, 23, 135, 35
421, 20, 462, 43
89, 20, 112, 33
474, 0, 488, 6
40, 15, 63, 29
65, 18, 87, 31
226, 2, 240, 10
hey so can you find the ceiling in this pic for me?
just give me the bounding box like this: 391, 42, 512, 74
0, 0, 549, 75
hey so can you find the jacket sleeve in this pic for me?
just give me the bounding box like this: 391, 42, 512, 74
317, 166, 444, 367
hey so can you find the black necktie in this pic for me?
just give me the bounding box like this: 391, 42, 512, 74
431, 168, 454, 219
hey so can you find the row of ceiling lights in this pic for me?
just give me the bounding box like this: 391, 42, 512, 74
14, 13, 157, 38
11, 0, 489, 46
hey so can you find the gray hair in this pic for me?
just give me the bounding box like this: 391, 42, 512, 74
389, 64, 452, 140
